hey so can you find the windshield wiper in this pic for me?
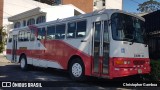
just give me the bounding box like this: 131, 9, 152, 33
129, 38, 135, 45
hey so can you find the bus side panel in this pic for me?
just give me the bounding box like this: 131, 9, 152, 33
6, 38, 13, 61
6, 49, 12, 61
44, 39, 92, 76
63, 39, 92, 76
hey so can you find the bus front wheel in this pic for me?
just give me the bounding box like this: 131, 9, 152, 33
69, 58, 85, 81
20, 55, 28, 71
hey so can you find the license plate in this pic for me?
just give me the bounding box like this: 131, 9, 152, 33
138, 69, 142, 74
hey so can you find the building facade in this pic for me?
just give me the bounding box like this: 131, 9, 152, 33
0, 0, 3, 27
93, 0, 122, 11
34, 0, 122, 13
63, 0, 93, 13
8, 5, 84, 29
34, 0, 93, 13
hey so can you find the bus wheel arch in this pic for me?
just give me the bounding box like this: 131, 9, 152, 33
19, 53, 26, 63
19, 53, 28, 70
68, 55, 85, 80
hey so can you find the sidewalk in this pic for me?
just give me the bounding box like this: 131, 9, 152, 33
0, 55, 10, 63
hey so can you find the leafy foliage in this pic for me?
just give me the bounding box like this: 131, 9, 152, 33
0, 27, 7, 53
137, 0, 160, 13
142, 60, 160, 81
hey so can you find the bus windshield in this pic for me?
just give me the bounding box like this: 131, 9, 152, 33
111, 13, 145, 44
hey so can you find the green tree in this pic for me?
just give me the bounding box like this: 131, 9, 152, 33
0, 27, 6, 53
137, 0, 160, 13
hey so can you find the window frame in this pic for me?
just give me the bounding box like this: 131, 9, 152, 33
36, 16, 46, 24
67, 20, 87, 39
18, 31, 31, 42
30, 29, 35, 41
23, 20, 26, 26
55, 24, 66, 39
67, 21, 76, 38
8, 35, 12, 43
27, 18, 35, 26
37, 27, 46, 40
14, 22, 21, 28
46, 25, 56, 40
76, 20, 87, 38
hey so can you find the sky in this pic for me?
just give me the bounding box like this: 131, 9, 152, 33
123, 0, 160, 13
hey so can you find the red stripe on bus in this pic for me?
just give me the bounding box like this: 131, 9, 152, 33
6, 40, 92, 76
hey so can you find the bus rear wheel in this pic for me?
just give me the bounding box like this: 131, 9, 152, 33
69, 58, 85, 81
20, 55, 28, 71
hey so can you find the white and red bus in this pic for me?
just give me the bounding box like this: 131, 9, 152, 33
6, 9, 150, 80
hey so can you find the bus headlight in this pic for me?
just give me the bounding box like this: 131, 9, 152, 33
127, 61, 131, 64
124, 61, 130, 64
124, 61, 127, 64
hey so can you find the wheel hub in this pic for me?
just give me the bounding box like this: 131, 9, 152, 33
72, 63, 82, 77
20, 58, 25, 68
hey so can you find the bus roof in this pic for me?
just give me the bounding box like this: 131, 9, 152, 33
11, 9, 145, 32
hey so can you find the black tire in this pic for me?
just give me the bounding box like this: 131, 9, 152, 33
69, 58, 85, 81
20, 55, 28, 71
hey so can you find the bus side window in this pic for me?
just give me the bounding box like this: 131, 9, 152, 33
27, 32, 30, 41
56, 24, 65, 39
24, 32, 29, 41
37, 27, 46, 40
67, 22, 76, 38
76, 20, 87, 38
104, 21, 109, 42
18, 31, 22, 41
47, 25, 55, 40
30, 29, 35, 41
8, 35, 12, 43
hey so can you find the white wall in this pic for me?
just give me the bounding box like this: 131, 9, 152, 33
43, 6, 75, 22
106, 0, 122, 10
3, 0, 51, 29
94, 0, 122, 11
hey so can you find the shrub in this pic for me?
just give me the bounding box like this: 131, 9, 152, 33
0, 27, 6, 53
142, 60, 160, 81
150, 60, 160, 80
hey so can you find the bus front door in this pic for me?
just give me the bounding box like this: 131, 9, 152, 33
12, 35, 17, 62
92, 21, 109, 76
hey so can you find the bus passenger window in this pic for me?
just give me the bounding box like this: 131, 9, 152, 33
30, 29, 35, 41
47, 26, 55, 40
67, 22, 76, 38
104, 21, 109, 42
38, 28, 46, 40
56, 24, 65, 39
8, 35, 12, 43
18, 31, 25, 41
76, 20, 87, 38
27, 32, 30, 41
18, 31, 22, 41
24, 32, 29, 41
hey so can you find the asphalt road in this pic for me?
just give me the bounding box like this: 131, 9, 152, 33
0, 55, 158, 90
